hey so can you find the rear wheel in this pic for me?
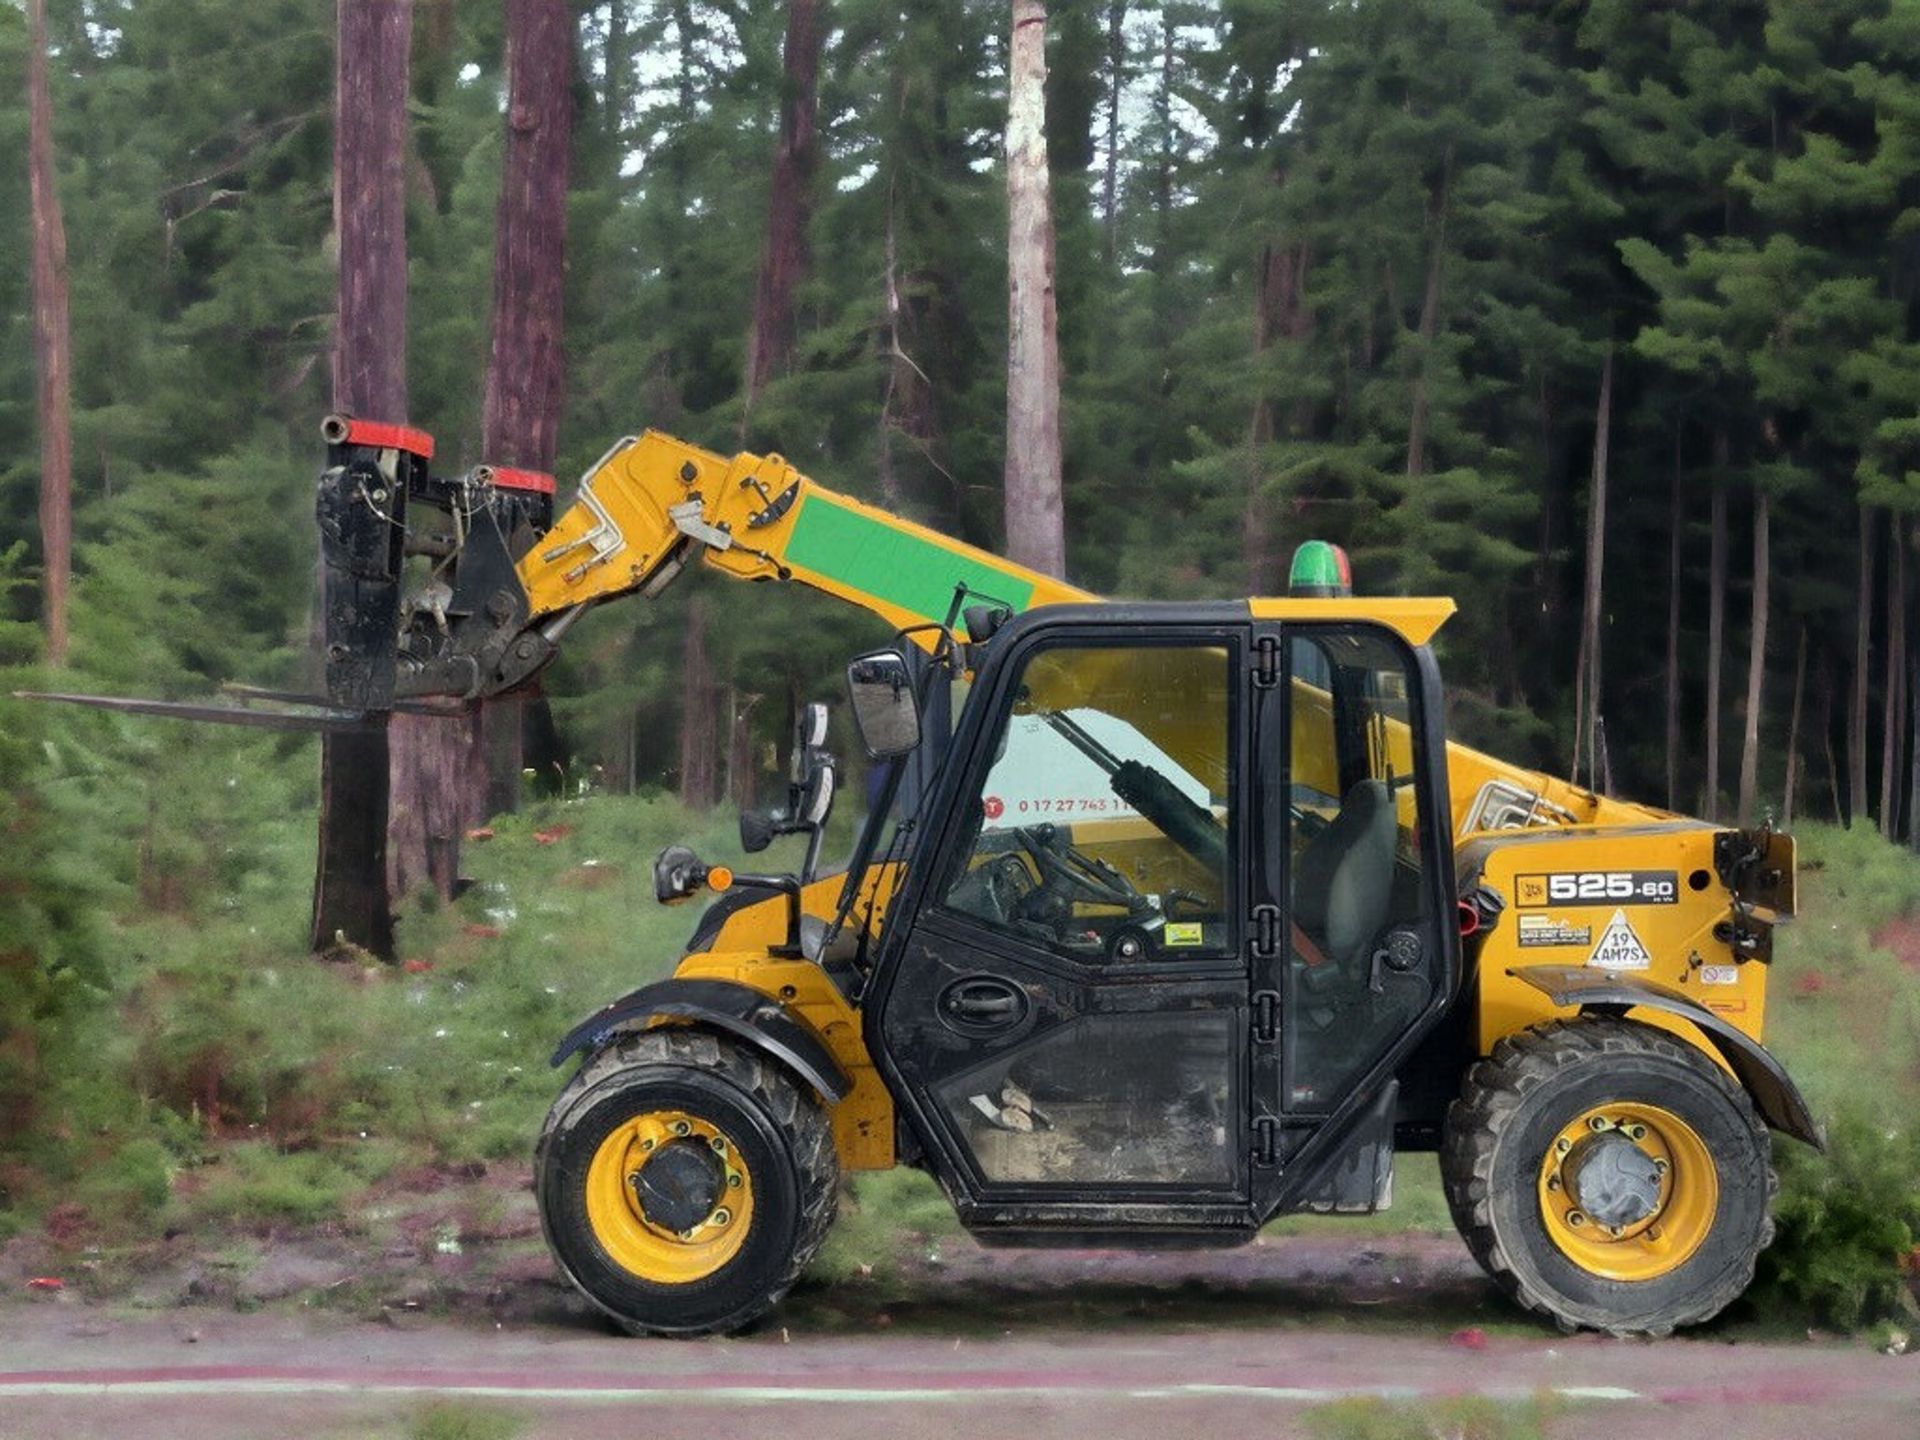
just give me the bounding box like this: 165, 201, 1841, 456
1442, 1017, 1775, 1336
536, 1028, 838, 1336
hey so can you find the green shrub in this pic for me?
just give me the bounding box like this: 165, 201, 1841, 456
1752, 1109, 1920, 1329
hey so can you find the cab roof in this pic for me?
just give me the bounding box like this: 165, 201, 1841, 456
1246, 597, 1456, 647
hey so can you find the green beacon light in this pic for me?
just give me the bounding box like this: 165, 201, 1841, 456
1289, 540, 1352, 598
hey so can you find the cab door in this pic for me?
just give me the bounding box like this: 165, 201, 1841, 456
1247, 622, 1454, 1212
870, 616, 1254, 1219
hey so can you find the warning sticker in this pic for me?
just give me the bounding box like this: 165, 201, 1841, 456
1587, 909, 1652, 971
1163, 922, 1204, 948
1517, 915, 1593, 949
1700, 964, 1740, 987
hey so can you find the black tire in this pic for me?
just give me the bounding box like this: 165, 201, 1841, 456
1441, 1016, 1776, 1337
535, 1028, 839, 1337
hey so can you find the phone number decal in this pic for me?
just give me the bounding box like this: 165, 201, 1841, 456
1515, 870, 1679, 908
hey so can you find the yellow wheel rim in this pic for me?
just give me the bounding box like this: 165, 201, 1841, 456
1537, 1101, 1718, 1283
584, 1110, 754, 1285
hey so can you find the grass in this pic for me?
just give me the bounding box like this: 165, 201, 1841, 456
1302, 1396, 1561, 1440
408, 1402, 524, 1440
1757, 821, 1920, 1120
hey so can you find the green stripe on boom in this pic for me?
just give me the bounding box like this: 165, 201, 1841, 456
784, 494, 1038, 629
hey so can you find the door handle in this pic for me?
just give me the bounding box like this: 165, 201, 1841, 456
950, 991, 1018, 1019
937, 976, 1029, 1032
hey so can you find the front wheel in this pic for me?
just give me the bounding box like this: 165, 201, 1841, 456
1442, 1017, 1776, 1336
535, 1028, 839, 1336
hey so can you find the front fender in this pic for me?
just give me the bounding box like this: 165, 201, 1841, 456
550, 977, 852, 1103
1509, 965, 1824, 1150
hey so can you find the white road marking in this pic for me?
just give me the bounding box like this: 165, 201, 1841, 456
0, 1378, 1645, 1405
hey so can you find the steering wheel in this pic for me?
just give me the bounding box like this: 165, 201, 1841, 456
1013, 824, 1151, 917
975, 852, 1038, 927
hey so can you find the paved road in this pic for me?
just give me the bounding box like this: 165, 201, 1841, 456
2, 1292, 1915, 1440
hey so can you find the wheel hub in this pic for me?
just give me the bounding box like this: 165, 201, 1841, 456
1562, 1130, 1662, 1230
631, 1139, 725, 1235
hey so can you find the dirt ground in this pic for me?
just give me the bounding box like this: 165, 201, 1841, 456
4, 1222, 1917, 1440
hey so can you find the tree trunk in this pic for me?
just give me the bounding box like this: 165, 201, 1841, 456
1102, 1, 1125, 266
1880, 515, 1907, 838
725, 686, 761, 811
1703, 443, 1727, 819
1783, 624, 1806, 829
745, 0, 824, 411
26, 0, 72, 668
1850, 506, 1876, 828
1820, 653, 1842, 823
1572, 345, 1611, 789
605, 0, 628, 153
1910, 649, 1919, 852
1004, 0, 1066, 578
477, 0, 574, 822
1664, 418, 1683, 811
1736, 489, 1769, 826
678, 595, 720, 809
314, 0, 413, 957
1403, 142, 1453, 481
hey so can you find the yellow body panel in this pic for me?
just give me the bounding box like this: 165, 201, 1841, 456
1247, 596, 1457, 646
1466, 824, 1771, 1057
669, 870, 899, 1173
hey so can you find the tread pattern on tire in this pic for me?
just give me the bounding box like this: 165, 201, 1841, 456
1440, 1015, 1777, 1337
536, 1026, 840, 1337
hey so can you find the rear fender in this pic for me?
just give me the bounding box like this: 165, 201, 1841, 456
550, 977, 852, 1104
1509, 965, 1823, 1150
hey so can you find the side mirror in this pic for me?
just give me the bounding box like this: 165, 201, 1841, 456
739, 809, 776, 854
846, 649, 922, 759
739, 702, 838, 862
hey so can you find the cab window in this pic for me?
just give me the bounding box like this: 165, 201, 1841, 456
1282, 628, 1435, 1110
940, 642, 1236, 965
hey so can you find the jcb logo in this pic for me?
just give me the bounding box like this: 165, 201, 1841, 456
1516, 875, 1548, 907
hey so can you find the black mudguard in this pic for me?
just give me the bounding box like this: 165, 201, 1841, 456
548, 977, 852, 1104
1510, 965, 1824, 1149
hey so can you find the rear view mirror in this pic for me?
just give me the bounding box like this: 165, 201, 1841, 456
846, 649, 921, 759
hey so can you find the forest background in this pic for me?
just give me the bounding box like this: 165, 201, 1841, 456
1, 0, 1919, 1329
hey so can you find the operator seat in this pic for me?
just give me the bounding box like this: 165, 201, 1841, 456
1291, 779, 1396, 987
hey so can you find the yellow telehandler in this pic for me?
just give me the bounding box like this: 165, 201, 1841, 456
32, 416, 1818, 1338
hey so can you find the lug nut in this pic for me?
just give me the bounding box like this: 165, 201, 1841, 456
1546, 1176, 1561, 1192
710, 1136, 728, 1154
1588, 1116, 1609, 1132
1626, 1123, 1647, 1141
1567, 1210, 1587, 1228
1556, 1137, 1572, 1155
672, 1120, 691, 1137
641, 1137, 655, 1151
1653, 1157, 1668, 1174
727, 1173, 742, 1189
712, 1207, 732, 1227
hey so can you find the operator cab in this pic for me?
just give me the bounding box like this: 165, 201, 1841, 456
851, 558, 1458, 1241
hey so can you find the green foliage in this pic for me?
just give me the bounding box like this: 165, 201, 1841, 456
1753, 1111, 1920, 1329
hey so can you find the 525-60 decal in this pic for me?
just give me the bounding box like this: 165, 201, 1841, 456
1515, 870, 1679, 908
